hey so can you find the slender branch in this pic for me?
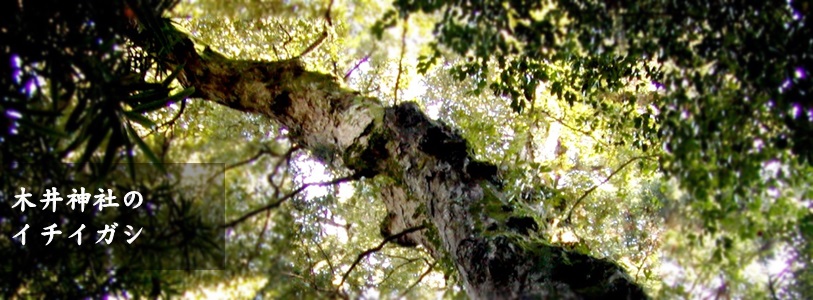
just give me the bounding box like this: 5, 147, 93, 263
344, 55, 370, 81
296, 0, 336, 59
324, 0, 335, 26
305, 247, 346, 299
281, 271, 306, 281
223, 175, 356, 228
525, 128, 536, 162
267, 146, 300, 190
393, 18, 408, 103
686, 254, 716, 296
279, 23, 294, 48
224, 149, 270, 172
155, 98, 187, 131
158, 128, 174, 162
336, 225, 427, 289
281, 271, 349, 300
564, 154, 658, 224
298, 30, 328, 58
271, 43, 280, 59
766, 263, 791, 300
244, 208, 273, 269
331, 60, 341, 79
399, 260, 437, 298
315, 241, 337, 277
206, 146, 296, 184
317, 216, 351, 229
537, 108, 609, 148
378, 256, 424, 285
767, 275, 780, 300
139, 98, 187, 152
634, 250, 651, 281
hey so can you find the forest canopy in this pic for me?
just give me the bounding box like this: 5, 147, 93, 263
1, 0, 811, 298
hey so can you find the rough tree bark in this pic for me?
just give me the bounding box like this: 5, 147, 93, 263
139, 22, 649, 299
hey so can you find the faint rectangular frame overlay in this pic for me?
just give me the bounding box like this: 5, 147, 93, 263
109, 163, 226, 270
37, 163, 226, 271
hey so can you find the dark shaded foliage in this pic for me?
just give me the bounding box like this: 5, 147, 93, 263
394, 0, 812, 187
1, 1, 224, 297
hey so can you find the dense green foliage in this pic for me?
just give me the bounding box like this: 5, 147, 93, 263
0, 1, 225, 297
1, 0, 811, 298
392, 0, 813, 296
395, 0, 812, 202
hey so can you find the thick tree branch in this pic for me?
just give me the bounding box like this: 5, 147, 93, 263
127, 17, 649, 299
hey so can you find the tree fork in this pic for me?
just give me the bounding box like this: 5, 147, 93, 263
134, 18, 649, 299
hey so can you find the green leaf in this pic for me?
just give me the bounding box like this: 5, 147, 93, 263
130, 98, 172, 114
16, 117, 69, 138
161, 63, 187, 87
166, 87, 195, 103
130, 87, 193, 113
126, 125, 166, 173
126, 88, 169, 104
102, 125, 126, 173
65, 97, 89, 131
77, 123, 110, 168
123, 110, 157, 129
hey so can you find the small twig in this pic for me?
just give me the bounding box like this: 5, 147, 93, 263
538, 108, 610, 148
206, 146, 294, 184
634, 250, 650, 281
399, 260, 437, 298
344, 55, 370, 81
267, 146, 300, 190
297, 0, 336, 59
337, 225, 427, 289
271, 44, 281, 59
564, 155, 658, 224
279, 24, 294, 56
767, 274, 780, 300
393, 18, 408, 103
158, 129, 174, 162
525, 128, 536, 162
315, 241, 337, 277
281, 271, 307, 281
766, 262, 791, 300
297, 31, 328, 58
325, 0, 335, 26
157, 98, 187, 130
223, 175, 356, 228
378, 256, 424, 285
281, 271, 349, 300
317, 216, 350, 229
331, 60, 341, 78
224, 149, 270, 172
143, 98, 187, 139
268, 145, 298, 192
244, 208, 273, 269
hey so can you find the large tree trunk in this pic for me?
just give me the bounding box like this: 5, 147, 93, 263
148, 25, 649, 299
